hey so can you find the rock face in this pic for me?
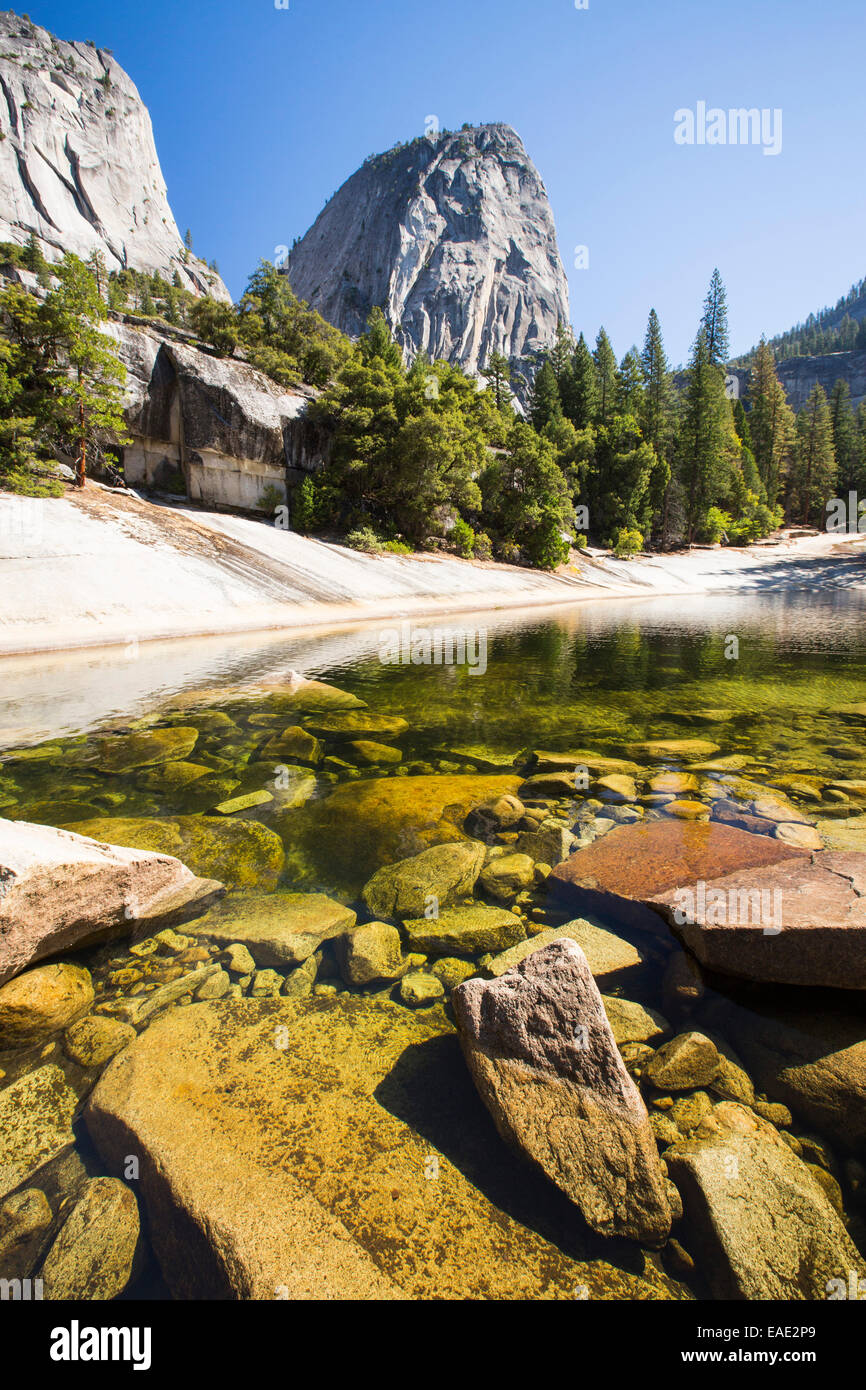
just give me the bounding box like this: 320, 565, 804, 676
285, 124, 570, 392
0, 11, 228, 298
0, 961, 93, 1045
104, 320, 320, 511
728, 349, 866, 412
0, 817, 223, 986
452, 939, 672, 1242
85, 995, 683, 1300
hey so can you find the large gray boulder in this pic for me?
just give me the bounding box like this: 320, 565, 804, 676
0, 12, 228, 298
285, 124, 570, 395
452, 939, 672, 1242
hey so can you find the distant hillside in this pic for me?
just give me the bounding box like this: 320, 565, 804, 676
733, 275, 866, 367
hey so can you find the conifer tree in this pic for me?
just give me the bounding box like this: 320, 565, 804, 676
593, 327, 618, 425
481, 350, 512, 411
747, 339, 795, 503
679, 327, 736, 542
639, 309, 674, 459
791, 384, 837, 525
563, 332, 598, 430
701, 268, 730, 368
829, 378, 858, 494
40, 255, 130, 487
615, 348, 644, 418
529, 359, 562, 433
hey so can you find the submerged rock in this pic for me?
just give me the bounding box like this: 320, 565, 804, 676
652, 849, 866, 990
666, 1104, 862, 1299
0, 1188, 53, 1281
85, 995, 682, 1299
362, 842, 485, 920
40, 1177, 142, 1301
626, 739, 721, 762
0, 817, 223, 986
403, 905, 525, 957
189, 893, 356, 968
302, 712, 409, 741
94, 727, 200, 774
283, 774, 523, 889
601, 996, 670, 1046
711, 996, 866, 1153
338, 922, 406, 986
452, 940, 672, 1242
63, 1016, 136, 1068
0, 963, 93, 1047
0, 1065, 78, 1201
478, 852, 536, 902
64, 816, 285, 892
646, 1032, 721, 1091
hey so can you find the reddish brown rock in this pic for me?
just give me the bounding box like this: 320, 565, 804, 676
652, 851, 866, 989
452, 939, 672, 1243
549, 820, 803, 936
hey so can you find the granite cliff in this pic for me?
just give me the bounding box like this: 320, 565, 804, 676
0, 10, 228, 299
285, 123, 570, 387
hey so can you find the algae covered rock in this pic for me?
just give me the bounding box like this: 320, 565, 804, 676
283, 773, 523, 890
64, 816, 285, 892
84, 994, 684, 1299
190, 892, 356, 967
403, 905, 525, 957
0, 1065, 78, 1201
666, 1104, 862, 1299
0, 963, 94, 1047
478, 852, 535, 901
94, 727, 200, 774
302, 712, 409, 741
63, 1016, 136, 1068
362, 841, 485, 920
339, 922, 406, 986
40, 1177, 141, 1301
399, 971, 446, 1007
646, 1033, 722, 1091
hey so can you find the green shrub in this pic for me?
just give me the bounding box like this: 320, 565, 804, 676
573, 532, 588, 551
472, 530, 493, 561
698, 507, 730, 545
257, 483, 285, 513
450, 517, 475, 557
345, 526, 382, 553
613, 527, 643, 558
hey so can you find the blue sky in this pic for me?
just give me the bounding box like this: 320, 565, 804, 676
26, 0, 866, 365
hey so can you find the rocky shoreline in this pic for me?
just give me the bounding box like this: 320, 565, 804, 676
2, 675, 866, 1300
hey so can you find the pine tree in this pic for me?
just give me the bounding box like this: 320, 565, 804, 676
791, 384, 836, 525
829, 379, 858, 494
679, 327, 736, 542
701, 269, 730, 368
639, 309, 674, 458
529, 360, 562, 433
747, 339, 795, 503
615, 348, 644, 419
593, 327, 618, 425
563, 333, 598, 430
360, 306, 403, 369
40, 255, 130, 487
481, 350, 512, 411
